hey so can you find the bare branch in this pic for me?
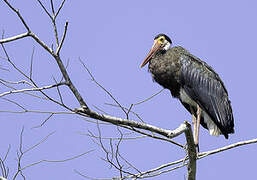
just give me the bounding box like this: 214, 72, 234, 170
21, 150, 94, 171
32, 113, 54, 129
79, 59, 127, 116
76, 108, 188, 140
1, 40, 74, 109
53, 77, 64, 104
0, 106, 73, 115
124, 138, 257, 179
1, 41, 30, 79
56, 21, 68, 55
2, 0, 88, 110
30, 32, 54, 54
114, 127, 124, 177
47, 55, 88, 109
123, 125, 184, 148
74, 169, 112, 180
23, 131, 55, 154
0, 32, 30, 44
50, 0, 55, 16
51, 1, 59, 46
122, 156, 187, 179
198, 138, 257, 159
105, 103, 145, 123
0, 145, 10, 178
36, 0, 52, 19
0, 82, 67, 98
91, 122, 138, 177
133, 88, 165, 106
1, 97, 28, 111
2, 0, 31, 32
11, 127, 92, 179
0, 79, 33, 87
13, 127, 25, 180
0, 80, 48, 100
183, 122, 196, 180
84, 129, 145, 140
2, 145, 10, 163
117, 151, 141, 174
55, 0, 67, 18
29, 47, 35, 79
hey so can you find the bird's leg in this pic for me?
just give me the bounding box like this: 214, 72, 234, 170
195, 104, 201, 152
190, 107, 197, 143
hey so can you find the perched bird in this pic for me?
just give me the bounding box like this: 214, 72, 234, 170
141, 34, 234, 146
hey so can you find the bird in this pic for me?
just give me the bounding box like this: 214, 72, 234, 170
140, 33, 234, 147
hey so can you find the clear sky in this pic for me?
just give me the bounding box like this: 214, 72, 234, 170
0, 0, 257, 179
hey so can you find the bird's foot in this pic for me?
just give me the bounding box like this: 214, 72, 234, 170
195, 143, 200, 153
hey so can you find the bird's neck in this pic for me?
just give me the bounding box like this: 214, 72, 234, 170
156, 49, 167, 55
156, 46, 171, 56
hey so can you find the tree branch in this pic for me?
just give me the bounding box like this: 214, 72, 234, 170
0, 32, 30, 44
198, 138, 257, 159
76, 108, 187, 140
0, 82, 67, 98
184, 122, 196, 180
56, 21, 68, 55
2, 0, 31, 32
1, 0, 89, 109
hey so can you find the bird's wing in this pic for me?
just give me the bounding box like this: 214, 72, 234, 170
179, 54, 234, 136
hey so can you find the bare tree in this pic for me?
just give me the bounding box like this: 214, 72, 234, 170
0, 1, 257, 179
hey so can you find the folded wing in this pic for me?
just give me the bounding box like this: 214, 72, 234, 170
179, 54, 234, 138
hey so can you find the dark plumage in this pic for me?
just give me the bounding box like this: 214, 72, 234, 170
141, 34, 234, 139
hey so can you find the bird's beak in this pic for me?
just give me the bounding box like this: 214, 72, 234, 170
140, 40, 161, 68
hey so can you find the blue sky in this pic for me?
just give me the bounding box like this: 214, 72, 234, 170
0, 0, 257, 179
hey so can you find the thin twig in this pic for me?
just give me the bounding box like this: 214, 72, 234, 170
2, 0, 30, 32
0, 145, 10, 178
124, 157, 187, 179
53, 77, 64, 105
1, 97, 27, 111
0, 82, 67, 98
32, 113, 54, 129
84, 131, 146, 140
56, 21, 68, 55
21, 150, 94, 171
134, 88, 165, 106
29, 47, 35, 79
79, 59, 126, 114
23, 132, 55, 154
74, 169, 112, 180
55, 0, 66, 18
0, 80, 48, 100
50, 0, 55, 15
115, 127, 124, 178
198, 138, 257, 159
105, 103, 145, 123
0, 79, 34, 87
36, 0, 52, 19
123, 126, 184, 148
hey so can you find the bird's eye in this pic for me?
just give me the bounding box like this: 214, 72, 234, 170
159, 37, 165, 42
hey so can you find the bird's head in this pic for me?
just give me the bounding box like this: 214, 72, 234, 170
140, 34, 172, 68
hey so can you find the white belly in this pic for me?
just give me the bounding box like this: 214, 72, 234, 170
179, 89, 221, 136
